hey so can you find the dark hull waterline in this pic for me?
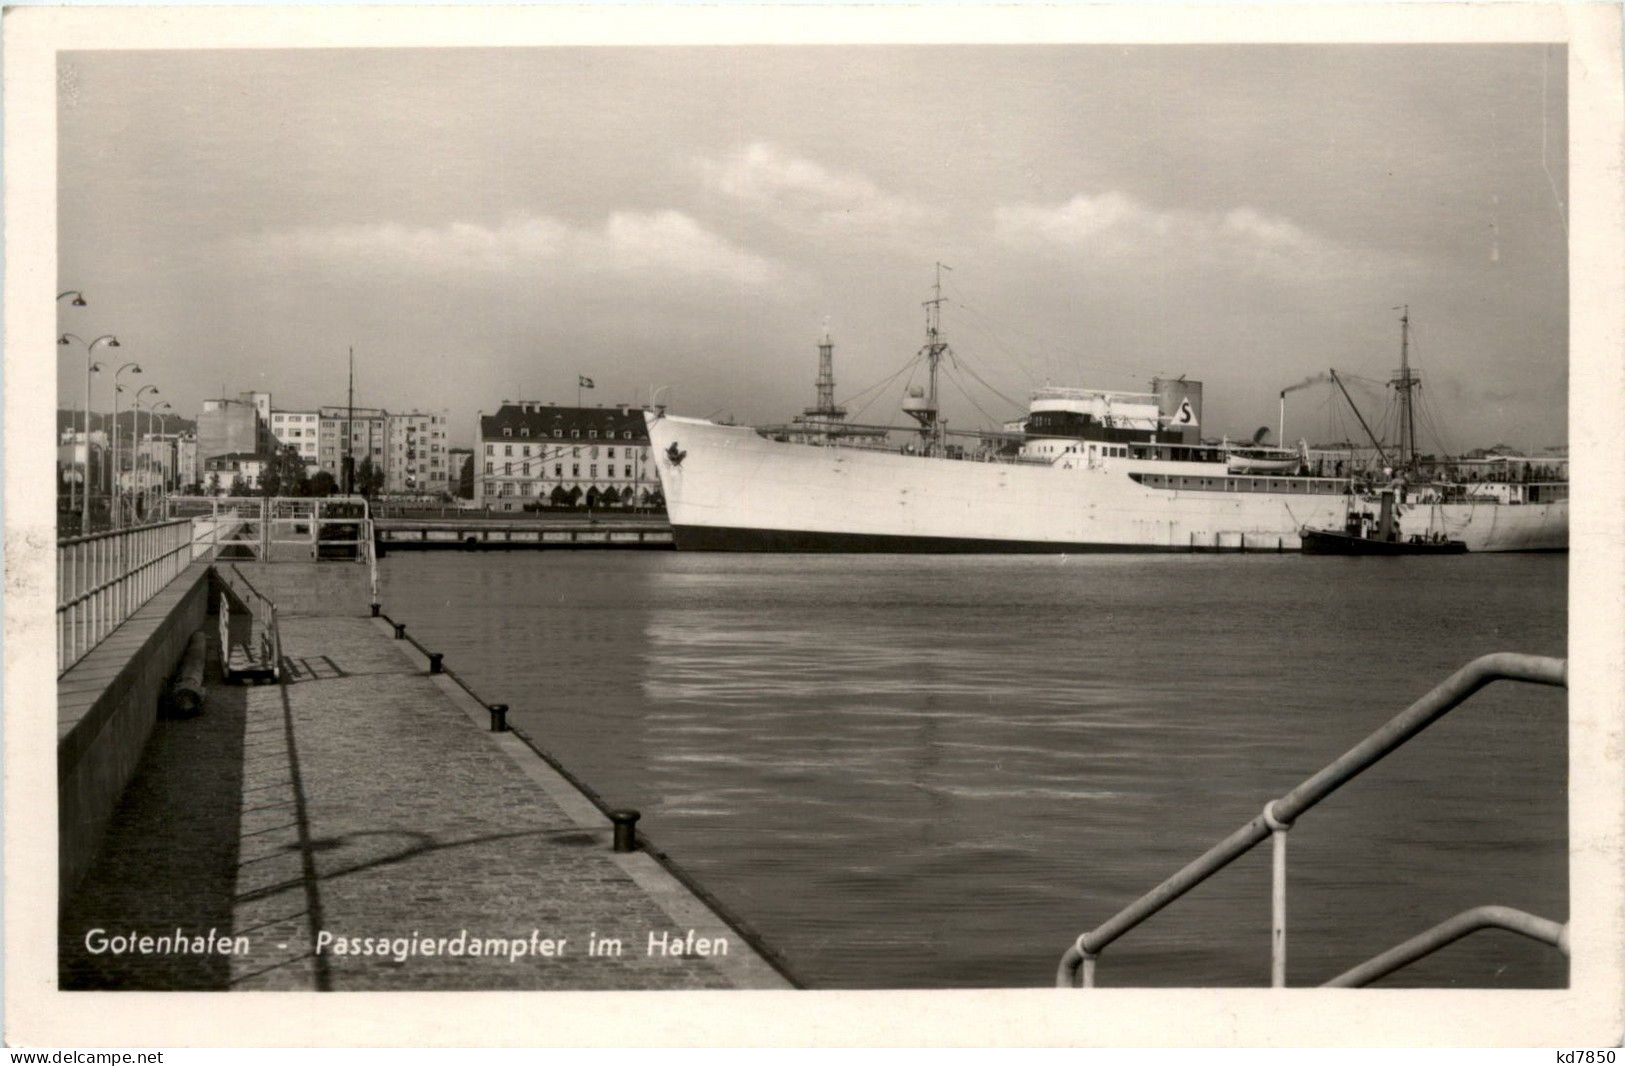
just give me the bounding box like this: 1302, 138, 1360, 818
673, 525, 1271, 553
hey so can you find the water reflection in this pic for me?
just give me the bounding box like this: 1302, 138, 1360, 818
380, 552, 1567, 989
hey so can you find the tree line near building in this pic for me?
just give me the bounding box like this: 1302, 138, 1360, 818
199, 447, 395, 499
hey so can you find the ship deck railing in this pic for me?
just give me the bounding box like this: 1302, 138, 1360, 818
1056, 652, 1568, 988
752, 427, 1572, 490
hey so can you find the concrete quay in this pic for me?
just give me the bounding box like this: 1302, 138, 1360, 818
59, 560, 793, 991
374, 515, 673, 551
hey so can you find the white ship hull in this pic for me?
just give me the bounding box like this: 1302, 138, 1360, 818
647, 414, 1568, 553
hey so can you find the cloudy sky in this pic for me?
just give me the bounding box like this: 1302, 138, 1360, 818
56, 45, 1568, 451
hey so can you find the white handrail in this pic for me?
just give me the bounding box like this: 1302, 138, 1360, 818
57, 517, 196, 675
1058, 653, 1568, 988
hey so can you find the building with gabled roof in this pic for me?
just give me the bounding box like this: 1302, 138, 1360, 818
474, 401, 659, 511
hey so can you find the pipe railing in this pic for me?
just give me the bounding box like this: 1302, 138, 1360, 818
1057, 652, 1568, 988
165, 496, 374, 563
57, 517, 196, 675
227, 564, 282, 680
1324, 905, 1568, 988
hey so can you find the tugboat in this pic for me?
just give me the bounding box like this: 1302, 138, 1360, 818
1300, 488, 1467, 555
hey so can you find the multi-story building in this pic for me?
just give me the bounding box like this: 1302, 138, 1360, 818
56, 429, 108, 496
202, 452, 268, 495
197, 393, 271, 464
246, 391, 272, 427
475, 402, 659, 512
385, 409, 451, 497
126, 433, 182, 493
175, 433, 199, 490
318, 406, 388, 489
269, 409, 322, 474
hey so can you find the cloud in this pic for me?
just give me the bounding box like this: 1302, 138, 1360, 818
995, 192, 1404, 281
694, 142, 934, 235
248, 210, 782, 287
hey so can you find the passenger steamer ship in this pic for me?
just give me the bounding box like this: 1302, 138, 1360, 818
645, 275, 1568, 554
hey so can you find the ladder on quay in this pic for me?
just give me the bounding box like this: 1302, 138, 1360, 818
218, 565, 280, 684
182, 496, 380, 684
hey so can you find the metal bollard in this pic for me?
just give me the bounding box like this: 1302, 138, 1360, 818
371, 603, 381, 617
488, 703, 509, 732
610, 809, 641, 853
393, 622, 406, 640
428, 652, 443, 674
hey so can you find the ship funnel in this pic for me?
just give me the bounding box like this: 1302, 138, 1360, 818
1153, 377, 1203, 444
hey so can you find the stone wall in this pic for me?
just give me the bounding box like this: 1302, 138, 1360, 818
57, 563, 214, 901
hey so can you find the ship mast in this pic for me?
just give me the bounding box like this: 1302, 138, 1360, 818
815, 327, 837, 415
905, 262, 951, 455
1390, 305, 1421, 469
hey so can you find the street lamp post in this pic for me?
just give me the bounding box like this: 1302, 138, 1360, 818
56, 292, 86, 521
152, 402, 173, 517
112, 362, 142, 527
134, 385, 159, 524
58, 333, 119, 534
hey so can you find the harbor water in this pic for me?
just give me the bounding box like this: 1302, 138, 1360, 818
377, 551, 1567, 989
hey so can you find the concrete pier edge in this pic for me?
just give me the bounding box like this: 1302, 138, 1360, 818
370, 608, 802, 990
57, 561, 215, 900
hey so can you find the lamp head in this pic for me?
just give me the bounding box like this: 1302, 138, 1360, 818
107, 337, 121, 347
58, 335, 69, 346
72, 295, 87, 307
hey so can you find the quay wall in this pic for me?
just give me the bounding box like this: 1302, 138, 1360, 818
57, 562, 213, 900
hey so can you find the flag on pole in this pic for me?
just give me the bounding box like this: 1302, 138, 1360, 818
578, 375, 595, 389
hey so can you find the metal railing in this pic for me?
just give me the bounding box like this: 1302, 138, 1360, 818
57, 517, 196, 675
1325, 905, 1568, 987
165, 496, 372, 562
226, 564, 282, 681
1057, 652, 1568, 988
168, 497, 267, 560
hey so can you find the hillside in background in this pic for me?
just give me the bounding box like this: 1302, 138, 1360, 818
57, 409, 197, 437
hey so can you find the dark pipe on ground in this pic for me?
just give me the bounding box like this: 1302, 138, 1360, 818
167, 631, 209, 719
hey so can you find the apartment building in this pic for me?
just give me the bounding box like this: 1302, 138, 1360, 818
474, 402, 659, 511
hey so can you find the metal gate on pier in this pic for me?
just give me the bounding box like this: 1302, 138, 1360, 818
165, 496, 373, 563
